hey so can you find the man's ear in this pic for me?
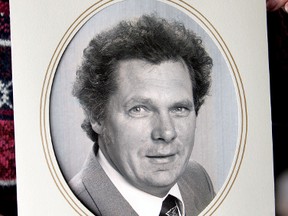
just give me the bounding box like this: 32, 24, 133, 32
90, 118, 104, 134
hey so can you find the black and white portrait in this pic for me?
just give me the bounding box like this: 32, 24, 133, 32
49, 0, 240, 215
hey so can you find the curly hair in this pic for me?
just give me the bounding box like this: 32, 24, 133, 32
73, 14, 213, 142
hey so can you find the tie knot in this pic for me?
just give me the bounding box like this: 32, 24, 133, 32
160, 195, 180, 216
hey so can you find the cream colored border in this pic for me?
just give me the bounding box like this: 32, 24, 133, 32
40, 0, 247, 215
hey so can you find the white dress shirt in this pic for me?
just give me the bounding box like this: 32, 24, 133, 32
97, 149, 185, 216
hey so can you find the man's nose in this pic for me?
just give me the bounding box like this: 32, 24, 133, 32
151, 113, 177, 143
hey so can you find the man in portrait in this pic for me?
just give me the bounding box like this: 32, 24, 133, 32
69, 14, 215, 216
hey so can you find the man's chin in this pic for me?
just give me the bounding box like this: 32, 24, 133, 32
139, 174, 180, 197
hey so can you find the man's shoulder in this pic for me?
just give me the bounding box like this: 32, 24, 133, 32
69, 172, 86, 195
181, 161, 215, 198
69, 169, 102, 215
178, 161, 215, 215
181, 160, 214, 191
184, 160, 211, 178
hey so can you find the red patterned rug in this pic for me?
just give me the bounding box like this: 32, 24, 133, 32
0, 0, 16, 186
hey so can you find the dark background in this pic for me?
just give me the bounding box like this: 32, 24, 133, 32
267, 9, 288, 216
267, 10, 288, 181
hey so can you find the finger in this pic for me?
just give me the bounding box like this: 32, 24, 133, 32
267, 0, 288, 11
283, 1, 288, 12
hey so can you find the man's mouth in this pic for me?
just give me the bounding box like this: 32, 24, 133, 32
147, 154, 174, 158
146, 154, 176, 164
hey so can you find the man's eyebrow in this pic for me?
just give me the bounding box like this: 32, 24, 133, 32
124, 97, 154, 107
172, 100, 194, 109
124, 98, 194, 109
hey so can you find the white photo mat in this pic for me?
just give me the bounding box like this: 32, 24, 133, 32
10, 0, 275, 215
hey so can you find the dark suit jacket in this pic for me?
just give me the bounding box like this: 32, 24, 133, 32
69, 146, 215, 216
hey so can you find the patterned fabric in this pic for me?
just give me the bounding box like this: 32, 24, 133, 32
160, 195, 180, 216
0, 0, 16, 186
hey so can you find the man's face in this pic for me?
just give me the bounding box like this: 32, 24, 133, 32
94, 59, 196, 197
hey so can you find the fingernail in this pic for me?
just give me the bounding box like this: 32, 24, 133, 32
285, 3, 288, 13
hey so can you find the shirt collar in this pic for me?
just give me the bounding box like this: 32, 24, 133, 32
97, 149, 185, 216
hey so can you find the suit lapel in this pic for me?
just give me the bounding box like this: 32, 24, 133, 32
178, 177, 202, 216
81, 150, 139, 216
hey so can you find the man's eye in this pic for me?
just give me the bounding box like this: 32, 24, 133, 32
131, 107, 143, 112
171, 107, 190, 116
128, 106, 149, 117
174, 107, 186, 112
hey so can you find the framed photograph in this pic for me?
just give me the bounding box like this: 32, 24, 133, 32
10, 0, 275, 215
